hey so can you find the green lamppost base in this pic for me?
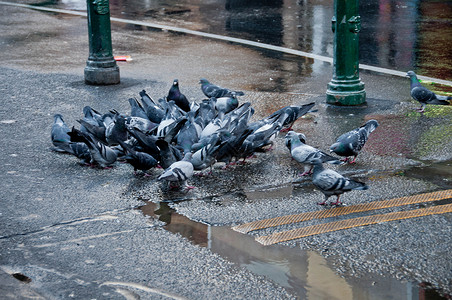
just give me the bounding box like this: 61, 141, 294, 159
326, 79, 366, 105
84, 58, 120, 85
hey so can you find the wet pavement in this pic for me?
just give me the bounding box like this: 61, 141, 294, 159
1, 0, 452, 299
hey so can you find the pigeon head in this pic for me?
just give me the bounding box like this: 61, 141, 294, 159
284, 131, 306, 150
406, 71, 416, 78
199, 78, 209, 85
173, 79, 179, 86
54, 114, 64, 122
330, 142, 347, 155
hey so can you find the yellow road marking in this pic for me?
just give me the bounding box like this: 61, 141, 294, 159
232, 189, 452, 233
255, 203, 452, 246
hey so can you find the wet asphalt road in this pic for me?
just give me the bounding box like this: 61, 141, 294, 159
1, 1, 452, 299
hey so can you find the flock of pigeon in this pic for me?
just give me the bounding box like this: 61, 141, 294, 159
50, 71, 450, 206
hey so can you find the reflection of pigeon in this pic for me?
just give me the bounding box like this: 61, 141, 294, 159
285, 131, 342, 176
199, 78, 244, 98
406, 71, 451, 113
330, 119, 379, 163
158, 153, 194, 190
167, 79, 190, 112
51, 114, 72, 152
311, 159, 368, 205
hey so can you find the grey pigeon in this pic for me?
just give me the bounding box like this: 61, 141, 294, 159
67, 142, 91, 165
199, 78, 244, 98
68, 127, 117, 168
266, 102, 315, 132
176, 111, 200, 154
158, 152, 194, 190
330, 119, 379, 163
50, 114, 72, 152
285, 131, 342, 176
238, 122, 281, 162
214, 95, 239, 114
406, 71, 451, 113
79, 106, 103, 134
126, 116, 158, 133
167, 79, 190, 112
126, 127, 160, 160
311, 159, 368, 205
191, 133, 220, 172
118, 140, 159, 175
196, 98, 216, 127
214, 128, 253, 166
139, 90, 165, 123
77, 118, 107, 144
105, 111, 129, 146
128, 97, 149, 120
155, 139, 183, 170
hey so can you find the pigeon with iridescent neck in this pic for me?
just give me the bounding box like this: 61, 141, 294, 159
311, 159, 368, 206
406, 71, 451, 113
330, 119, 379, 163
285, 131, 342, 176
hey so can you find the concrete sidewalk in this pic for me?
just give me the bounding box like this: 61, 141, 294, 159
1, 2, 451, 299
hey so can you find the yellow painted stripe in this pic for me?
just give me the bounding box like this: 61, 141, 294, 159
232, 189, 452, 233
256, 203, 452, 246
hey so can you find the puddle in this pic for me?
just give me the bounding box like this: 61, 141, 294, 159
402, 160, 452, 190
139, 201, 450, 299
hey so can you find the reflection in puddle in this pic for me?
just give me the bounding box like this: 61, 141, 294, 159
403, 160, 452, 190
139, 201, 449, 299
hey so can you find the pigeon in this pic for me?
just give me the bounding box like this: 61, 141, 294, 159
79, 106, 103, 134
139, 90, 165, 123
118, 140, 159, 175
68, 127, 117, 168
214, 128, 253, 166
105, 111, 129, 146
311, 159, 368, 205
128, 97, 149, 120
158, 152, 194, 190
406, 71, 451, 113
237, 122, 281, 162
66, 142, 91, 165
330, 119, 379, 163
214, 95, 239, 114
191, 133, 220, 172
167, 79, 190, 112
125, 116, 158, 133
50, 114, 72, 152
76, 118, 107, 144
199, 78, 244, 98
176, 111, 201, 154
266, 102, 315, 132
155, 139, 183, 170
126, 127, 161, 160
285, 131, 342, 176
196, 98, 217, 127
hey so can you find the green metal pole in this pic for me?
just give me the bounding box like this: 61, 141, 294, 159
84, 0, 120, 85
326, 0, 365, 105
